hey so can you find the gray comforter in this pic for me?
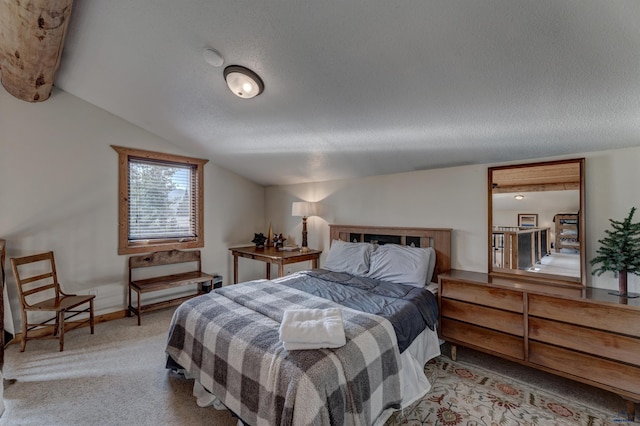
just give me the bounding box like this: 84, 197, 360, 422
166, 280, 402, 426
277, 269, 438, 352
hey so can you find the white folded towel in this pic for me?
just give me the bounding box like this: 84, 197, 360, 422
283, 341, 344, 351
279, 308, 346, 350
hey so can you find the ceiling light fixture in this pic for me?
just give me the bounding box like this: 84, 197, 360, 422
514, 194, 525, 200
223, 65, 264, 99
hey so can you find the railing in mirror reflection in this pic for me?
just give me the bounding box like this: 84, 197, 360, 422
492, 226, 550, 271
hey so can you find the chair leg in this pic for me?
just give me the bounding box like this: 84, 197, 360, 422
20, 313, 27, 352
58, 311, 65, 352
53, 311, 60, 337
90, 299, 95, 335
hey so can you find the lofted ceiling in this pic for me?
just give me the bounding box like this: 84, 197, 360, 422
11, 1, 640, 186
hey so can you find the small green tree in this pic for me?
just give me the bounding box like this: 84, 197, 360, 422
590, 207, 640, 296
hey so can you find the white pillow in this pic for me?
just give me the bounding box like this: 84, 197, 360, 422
366, 244, 435, 287
324, 240, 375, 276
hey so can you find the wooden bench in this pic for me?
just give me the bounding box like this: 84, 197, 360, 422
128, 249, 213, 325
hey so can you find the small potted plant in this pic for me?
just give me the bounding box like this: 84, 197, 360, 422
590, 207, 640, 298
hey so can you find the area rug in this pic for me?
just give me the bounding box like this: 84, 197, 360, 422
386, 357, 629, 426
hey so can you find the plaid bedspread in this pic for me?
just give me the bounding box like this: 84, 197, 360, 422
166, 280, 402, 426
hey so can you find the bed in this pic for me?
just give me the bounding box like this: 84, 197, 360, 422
165, 225, 452, 425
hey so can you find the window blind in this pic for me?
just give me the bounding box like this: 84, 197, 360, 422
128, 158, 197, 241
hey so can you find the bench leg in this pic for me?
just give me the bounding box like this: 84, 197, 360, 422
137, 290, 142, 326
127, 285, 132, 317
128, 286, 142, 326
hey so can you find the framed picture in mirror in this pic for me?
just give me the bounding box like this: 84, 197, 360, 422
518, 213, 538, 227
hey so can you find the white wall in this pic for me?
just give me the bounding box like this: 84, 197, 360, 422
266, 147, 640, 294
265, 165, 487, 275
0, 88, 265, 327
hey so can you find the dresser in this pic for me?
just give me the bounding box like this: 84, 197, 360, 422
438, 270, 640, 420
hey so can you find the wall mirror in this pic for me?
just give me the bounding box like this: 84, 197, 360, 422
488, 158, 586, 285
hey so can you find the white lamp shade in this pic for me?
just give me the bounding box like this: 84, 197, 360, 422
292, 201, 318, 218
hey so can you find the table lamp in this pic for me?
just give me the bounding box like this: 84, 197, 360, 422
292, 201, 318, 252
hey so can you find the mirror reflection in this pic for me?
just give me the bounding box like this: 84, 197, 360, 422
489, 159, 585, 284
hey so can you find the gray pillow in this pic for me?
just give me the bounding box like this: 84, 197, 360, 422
324, 240, 375, 276
366, 244, 435, 287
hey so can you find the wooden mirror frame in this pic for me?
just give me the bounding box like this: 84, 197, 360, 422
488, 158, 586, 286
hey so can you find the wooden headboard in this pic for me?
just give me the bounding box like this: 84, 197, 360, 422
329, 225, 452, 283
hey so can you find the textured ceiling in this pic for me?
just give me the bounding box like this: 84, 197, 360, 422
47, 1, 640, 185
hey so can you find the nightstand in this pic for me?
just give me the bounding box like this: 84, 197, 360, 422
229, 246, 322, 284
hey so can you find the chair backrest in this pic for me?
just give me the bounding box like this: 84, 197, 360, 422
11, 252, 62, 308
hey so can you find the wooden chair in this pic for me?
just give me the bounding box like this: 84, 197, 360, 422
10, 251, 95, 352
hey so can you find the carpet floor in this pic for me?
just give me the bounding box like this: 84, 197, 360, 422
386, 355, 632, 425
1, 308, 635, 425
1, 309, 237, 426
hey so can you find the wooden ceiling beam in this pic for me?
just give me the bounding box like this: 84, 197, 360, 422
491, 161, 581, 191
492, 182, 581, 194
0, 0, 74, 102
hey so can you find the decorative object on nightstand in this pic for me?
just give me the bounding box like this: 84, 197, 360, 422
292, 201, 318, 253
251, 233, 267, 249
590, 206, 640, 298
266, 223, 274, 248
273, 233, 286, 249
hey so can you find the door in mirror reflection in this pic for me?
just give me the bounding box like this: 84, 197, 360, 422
489, 158, 585, 285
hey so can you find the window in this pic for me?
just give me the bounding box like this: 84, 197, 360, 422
112, 146, 208, 255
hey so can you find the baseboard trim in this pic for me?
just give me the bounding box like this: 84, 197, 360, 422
7, 309, 129, 346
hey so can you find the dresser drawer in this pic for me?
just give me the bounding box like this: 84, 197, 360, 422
441, 318, 524, 360
529, 317, 640, 366
442, 298, 524, 336
440, 279, 524, 313
529, 341, 640, 397
528, 294, 640, 338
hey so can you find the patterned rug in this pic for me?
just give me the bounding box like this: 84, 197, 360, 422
386, 356, 630, 425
